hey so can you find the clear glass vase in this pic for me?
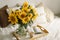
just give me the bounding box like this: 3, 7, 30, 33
16, 26, 27, 36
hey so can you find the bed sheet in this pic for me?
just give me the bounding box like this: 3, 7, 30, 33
37, 17, 60, 40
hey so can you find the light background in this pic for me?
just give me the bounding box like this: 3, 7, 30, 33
0, 0, 60, 14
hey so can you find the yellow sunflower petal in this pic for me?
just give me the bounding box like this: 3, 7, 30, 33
18, 11, 27, 20
22, 17, 30, 24
22, 7, 30, 13
23, 1, 28, 8
29, 6, 34, 9
32, 14, 38, 21
28, 13, 33, 18
8, 13, 18, 24
15, 9, 21, 16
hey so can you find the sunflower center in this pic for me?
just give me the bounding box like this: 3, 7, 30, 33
24, 17, 29, 22
24, 4, 28, 7
21, 14, 26, 18
11, 16, 16, 22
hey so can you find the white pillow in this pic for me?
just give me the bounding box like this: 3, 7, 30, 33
44, 7, 54, 22
6, 7, 20, 14
34, 6, 47, 24
36, 7, 45, 15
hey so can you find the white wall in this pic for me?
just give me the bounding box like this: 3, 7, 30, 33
0, 0, 60, 14
41, 0, 60, 14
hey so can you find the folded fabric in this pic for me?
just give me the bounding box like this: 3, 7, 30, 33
34, 6, 47, 24
44, 7, 54, 22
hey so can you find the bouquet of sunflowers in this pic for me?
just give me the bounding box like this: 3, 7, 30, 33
8, 2, 38, 35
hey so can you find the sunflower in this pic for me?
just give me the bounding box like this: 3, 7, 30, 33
32, 14, 38, 21
28, 13, 33, 19
22, 17, 30, 24
23, 1, 28, 8
15, 9, 21, 16
32, 8, 36, 14
22, 7, 30, 13
29, 5, 34, 9
18, 11, 27, 20
32, 8, 38, 16
8, 13, 18, 24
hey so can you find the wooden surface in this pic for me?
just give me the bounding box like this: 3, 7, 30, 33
30, 33, 48, 40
